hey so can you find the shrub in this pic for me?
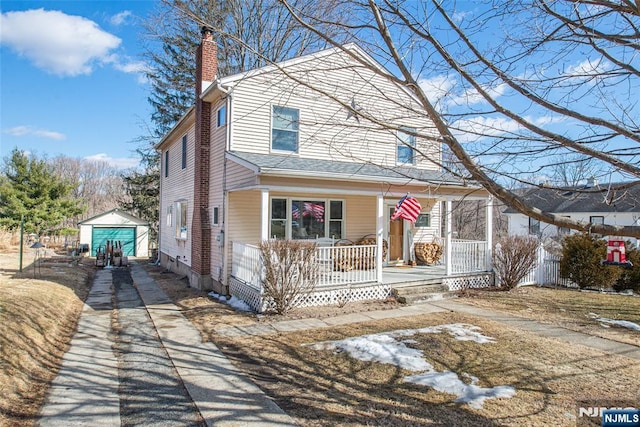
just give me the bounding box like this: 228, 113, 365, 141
614, 244, 640, 293
493, 235, 540, 290
560, 233, 621, 289
258, 239, 319, 315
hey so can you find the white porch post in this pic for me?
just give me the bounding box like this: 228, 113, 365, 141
376, 194, 384, 284
445, 199, 453, 276
260, 189, 270, 241
486, 196, 493, 271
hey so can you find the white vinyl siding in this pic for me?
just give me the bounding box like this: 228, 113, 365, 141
159, 125, 195, 264
226, 47, 440, 170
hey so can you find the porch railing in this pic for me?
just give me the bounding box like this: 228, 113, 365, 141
231, 242, 378, 290
231, 242, 262, 289
450, 239, 488, 274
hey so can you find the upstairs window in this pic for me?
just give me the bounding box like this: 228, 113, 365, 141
164, 151, 169, 177
217, 105, 226, 127
397, 126, 416, 164
272, 106, 299, 152
590, 216, 604, 225
181, 135, 187, 169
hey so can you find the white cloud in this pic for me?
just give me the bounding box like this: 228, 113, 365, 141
0, 9, 121, 76
418, 75, 456, 106
110, 10, 132, 26
418, 74, 509, 110
451, 114, 567, 143
83, 153, 141, 170
563, 58, 613, 82
3, 125, 66, 140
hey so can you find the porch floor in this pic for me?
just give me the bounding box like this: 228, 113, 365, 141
382, 264, 446, 284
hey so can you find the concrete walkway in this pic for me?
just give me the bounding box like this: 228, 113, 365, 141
39, 263, 296, 427
215, 298, 640, 361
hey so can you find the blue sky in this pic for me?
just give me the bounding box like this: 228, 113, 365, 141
1, 1, 156, 170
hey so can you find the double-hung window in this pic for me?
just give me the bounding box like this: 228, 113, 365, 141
529, 217, 540, 235
217, 105, 226, 127
397, 126, 416, 165
176, 200, 188, 240
272, 106, 299, 152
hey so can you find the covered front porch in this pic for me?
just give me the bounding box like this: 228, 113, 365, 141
229, 233, 494, 313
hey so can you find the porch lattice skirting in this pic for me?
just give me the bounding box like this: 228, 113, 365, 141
229, 276, 392, 313
443, 272, 494, 291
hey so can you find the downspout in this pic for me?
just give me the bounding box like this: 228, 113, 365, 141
216, 81, 233, 292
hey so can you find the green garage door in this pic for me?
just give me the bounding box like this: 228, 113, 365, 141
91, 227, 136, 256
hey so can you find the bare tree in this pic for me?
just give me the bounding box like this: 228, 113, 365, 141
262, 0, 640, 237
50, 156, 126, 227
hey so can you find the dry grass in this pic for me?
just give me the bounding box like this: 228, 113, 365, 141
207, 312, 640, 426
458, 286, 640, 346
1, 253, 638, 427
145, 266, 640, 426
0, 250, 93, 427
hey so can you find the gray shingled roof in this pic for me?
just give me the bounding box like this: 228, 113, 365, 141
228, 151, 472, 186
504, 184, 640, 214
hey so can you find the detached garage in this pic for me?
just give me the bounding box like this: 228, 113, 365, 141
78, 209, 150, 257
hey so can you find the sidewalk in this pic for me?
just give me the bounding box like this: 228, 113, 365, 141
39, 263, 296, 427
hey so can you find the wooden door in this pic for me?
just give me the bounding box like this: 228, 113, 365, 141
388, 208, 403, 262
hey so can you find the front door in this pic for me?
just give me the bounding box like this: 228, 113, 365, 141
388, 207, 404, 263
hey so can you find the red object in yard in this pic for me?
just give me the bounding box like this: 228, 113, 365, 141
606, 239, 627, 264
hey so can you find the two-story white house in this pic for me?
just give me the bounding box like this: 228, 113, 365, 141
504, 182, 640, 247
157, 28, 493, 311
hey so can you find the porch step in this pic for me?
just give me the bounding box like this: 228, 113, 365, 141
392, 281, 457, 304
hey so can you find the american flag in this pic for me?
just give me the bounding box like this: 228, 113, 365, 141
292, 204, 300, 219
391, 195, 421, 223
304, 202, 325, 221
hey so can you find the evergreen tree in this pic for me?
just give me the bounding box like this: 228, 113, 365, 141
0, 149, 84, 235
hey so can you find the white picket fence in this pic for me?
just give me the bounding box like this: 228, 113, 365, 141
516, 245, 576, 287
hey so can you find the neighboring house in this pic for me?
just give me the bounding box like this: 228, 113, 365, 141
156, 28, 493, 311
78, 209, 150, 257
504, 182, 640, 246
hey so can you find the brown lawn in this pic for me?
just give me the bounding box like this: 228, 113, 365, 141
146, 265, 640, 426
1, 254, 638, 427
0, 250, 93, 427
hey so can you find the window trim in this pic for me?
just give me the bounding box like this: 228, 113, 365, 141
164, 151, 169, 178
397, 126, 416, 165
528, 217, 540, 235
181, 135, 187, 169
270, 197, 345, 240
213, 206, 219, 226
175, 200, 188, 240
271, 105, 299, 153
166, 205, 173, 227
217, 105, 226, 127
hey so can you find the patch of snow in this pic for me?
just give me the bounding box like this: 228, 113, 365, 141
207, 291, 253, 312
405, 371, 516, 409
310, 324, 514, 408
588, 313, 640, 331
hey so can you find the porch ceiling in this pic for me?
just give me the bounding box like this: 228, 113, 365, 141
228, 150, 482, 190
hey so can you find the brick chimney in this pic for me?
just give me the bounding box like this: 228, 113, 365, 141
191, 26, 217, 290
